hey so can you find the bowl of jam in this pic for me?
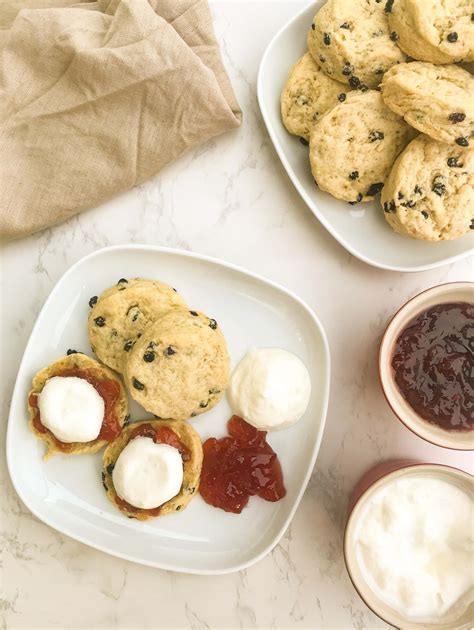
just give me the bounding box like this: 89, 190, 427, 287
379, 282, 473, 450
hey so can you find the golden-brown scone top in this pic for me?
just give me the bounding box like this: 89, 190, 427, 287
28, 353, 128, 460
88, 278, 188, 374
124, 309, 230, 421
102, 419, 203, 520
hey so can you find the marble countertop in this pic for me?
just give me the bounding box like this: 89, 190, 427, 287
1, 2, 472, 628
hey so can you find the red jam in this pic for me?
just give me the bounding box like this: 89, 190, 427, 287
391, 302, 473, 431
29, 368, 122, 451
200, 415, 286, 514
111, 422, 189, 517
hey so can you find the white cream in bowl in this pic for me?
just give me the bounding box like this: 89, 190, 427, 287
344, 464, 474, 629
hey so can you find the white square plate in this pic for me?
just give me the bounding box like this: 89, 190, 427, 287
257, 1, 474, 272
6, 245, 330, 574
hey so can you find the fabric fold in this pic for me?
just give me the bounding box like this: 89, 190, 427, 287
0, 0, 242, 240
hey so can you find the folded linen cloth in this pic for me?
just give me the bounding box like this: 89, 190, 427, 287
0, 0, 242, 240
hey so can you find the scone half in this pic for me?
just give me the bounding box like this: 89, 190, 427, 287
102, 419, 203, 520
28, 353, 128, 460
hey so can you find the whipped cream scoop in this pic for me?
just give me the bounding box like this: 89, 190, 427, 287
38, 376, 104, 443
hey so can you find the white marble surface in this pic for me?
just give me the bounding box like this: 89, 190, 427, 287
1, 2, 473, 628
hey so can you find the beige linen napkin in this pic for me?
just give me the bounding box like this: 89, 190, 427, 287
0, 0, 242, 239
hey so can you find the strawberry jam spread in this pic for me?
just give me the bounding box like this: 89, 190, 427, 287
29, 368, 122, 451
391, 302, 473, 431
110, 423, 189, 517
200, 415, 286, 513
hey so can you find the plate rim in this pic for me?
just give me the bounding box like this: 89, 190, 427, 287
6, 244, 331, 575
256, 0, 474, 274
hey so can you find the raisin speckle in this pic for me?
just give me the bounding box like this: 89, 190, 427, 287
66, 349, 78, 355
401, 200, 416, 208
470, 219, 474, 229
190, 412, 197, 418
209, 319, 218, 330
384, 0, 394, 13
398, 191, 404, 199
340, 22, 350, 29
421, 211, 429, 219
375, 67, 385, 75
348, 195, 363, 205
447, 157, 462, 168
143, 351, 155, 363
89, 296, 98, 308
101, 472, 108, 491
123, 340, 133, 352
175, 505, 182, 511
389, 31, 399, 41
311, 23, 315, 30
383, 201, 396, 213
349, 76, 361, 88
132, 378, 144, 391
323, 32, 331, 45
117, 278, 128, 284
455, 137, 469, 147
358, 83, 369, 92
349, 171, 359, 180
189, 310, 198, 316
448, 112, 466, 123
369, 130, 384, 142
432, 176, 446, 196
447, 32, 458, 42
106, 463, 115, 474
338, 93, 347, 102
366, 182, 384, 196
94, 316, 105, 327
123, 414, 130, 426
342, 63, 354, 76
299, 137, 309, 146
199, 401, 209, 409
414, 185, 423, 195
319, 55, 326, 63
164, 346, 176, 356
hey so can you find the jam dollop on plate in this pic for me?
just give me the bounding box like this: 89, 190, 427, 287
391, 302, 473, 431
200, 415, 286, 513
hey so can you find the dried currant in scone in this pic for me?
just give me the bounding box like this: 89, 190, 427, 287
432, 176, 446, 196
366, 182, 384, 196
448, 113, 466, 123
369, 130, 384, 142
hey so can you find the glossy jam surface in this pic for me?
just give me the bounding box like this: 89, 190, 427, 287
29, 368, 122, 450
112, 422, 189, 517
200, 415, 286, 513
391, 302, 474, 431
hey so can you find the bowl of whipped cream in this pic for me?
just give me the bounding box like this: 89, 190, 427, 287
344, 462, 473, 629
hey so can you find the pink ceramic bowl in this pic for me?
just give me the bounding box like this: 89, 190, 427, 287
344, 461, 473, 629
379, 282, 473, 451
